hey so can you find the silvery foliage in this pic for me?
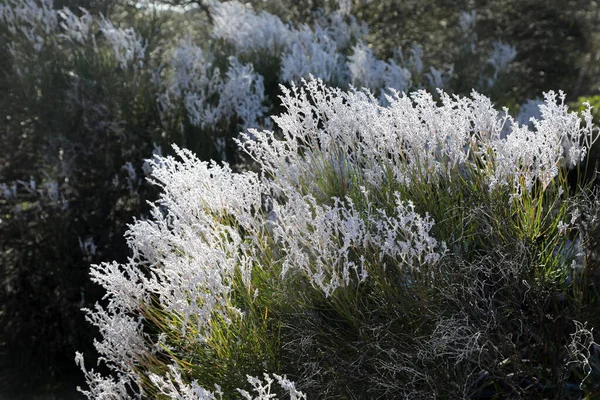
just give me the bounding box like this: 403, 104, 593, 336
0, 0, 57, 53
484, 40, 517, 88
209, 1, 514, 97
347, 42, 412, 100
458, 10, 477, 53
57, 6, 93, 44
147, 368, 306, 400
158, 40, 267, 132
237, 374, 307, 400
211, 0, 293, 55
280, 24, 345, 85
492, 92, 596, 193
0, 0, 145, 69
211, 0, 366, 86
513, 96, 584, 170
99, 14, 147, 70
80, 81, 469, 397
158, 40, 224, 129
457, 10, 517, 90
220, 56, 268, 130
243, 79, 597, 197
149, 365, 220, 400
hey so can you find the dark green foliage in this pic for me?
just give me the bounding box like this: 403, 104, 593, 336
0, 4, 179, 393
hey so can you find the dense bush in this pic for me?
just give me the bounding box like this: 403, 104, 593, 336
78, 79, 600, 399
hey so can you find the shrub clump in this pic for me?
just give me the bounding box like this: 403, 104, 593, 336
78, 79, 600, 399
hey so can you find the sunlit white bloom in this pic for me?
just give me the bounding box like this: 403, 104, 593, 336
370, 195, 446, 270
348, 42, 412, 98
80, 79, 597, 397
239, 374, 307, 400
219, 56, 267, 130
485, 40, 517, 87
270, 193, 369, 296
141, 143, 164, 176
425, 65, 454, 89
58, 7, 93, 44
243, 78, 595, 197
158, 41, 266, 131
158, 40, 223, 127
211, 1, 292, 55
0, 0, 58, 52
75, 352, 137, 400
281, 25, 344, 84
150, 365, 219, 400
99, 15, 147, 70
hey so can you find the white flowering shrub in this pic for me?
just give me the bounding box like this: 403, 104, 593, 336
208, 1, 516, 95
99, 14, 147, 70
78, 79, 600, 398
211, 1, 293, 55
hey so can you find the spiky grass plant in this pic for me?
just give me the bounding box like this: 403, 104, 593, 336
78, 78, 600, 399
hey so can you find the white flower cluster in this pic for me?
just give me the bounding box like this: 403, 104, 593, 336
148, 368, 307, 400
243, 79, 596, 196
57, 7, 93, 44
150, 365, 221, 400
0, 0, 57, 52
0, 0, 146, 71
458, 10, 477, 48
484, 40, 517, 88
347, 42, 412, 98
158, 41, 267, 131
211, 0, 368, 87
370, 195, 446, 270
220, 57, 268, 130
492, 91, 597, 192
158, 41, 223, 128
78, 78, 598, 397
209, 1, 514, 98
270, 193, 370, 296
78, 144, 306, 397
238, 374, 307, 400
211, 1, 293, 55
281, 25, 344, 85
99, 15, 147, 70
